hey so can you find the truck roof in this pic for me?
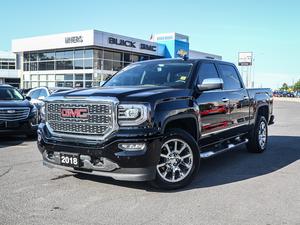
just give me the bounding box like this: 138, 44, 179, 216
133, 58, 235, 66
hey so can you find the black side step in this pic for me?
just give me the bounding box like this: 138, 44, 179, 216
200, 139, 248, 159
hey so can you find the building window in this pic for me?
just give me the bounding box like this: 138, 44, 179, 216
113, 61, 122, 71
38, 61, 54, 70
64, 74, 73, 80
85, 74, 93, 80
56, 60, 73, 70
130, 54, 139, 62
29, 53, 38, 61
94, 49, 103, 59
74, 50, 84, 58
30, 62, 38, 71
22, 49, 159, 72
103, 60, 113, 71
38, 52, 55, 61
56, 51, 73, 60
84, 49, 93, 58
75, 74, 83, 80
84, 59, 93, 69
104, 51, 113, 60
113, 52, 122, 61
74, 59, 84, 69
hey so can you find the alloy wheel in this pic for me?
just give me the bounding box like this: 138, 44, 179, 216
157, 139, 193, 183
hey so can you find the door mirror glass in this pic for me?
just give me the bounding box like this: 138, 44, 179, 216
197, 78, 223, 92
25, 96, 31, 101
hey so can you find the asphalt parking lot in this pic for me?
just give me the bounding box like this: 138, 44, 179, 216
0, 100, 300, 225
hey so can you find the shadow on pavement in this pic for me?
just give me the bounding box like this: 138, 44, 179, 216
73, 135, 300, 192
0, 135, 36, 148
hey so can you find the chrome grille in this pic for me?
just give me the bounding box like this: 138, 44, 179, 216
0, 107, 30, 121
46, 102, 114, 137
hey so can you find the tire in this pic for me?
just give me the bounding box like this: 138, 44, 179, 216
247, 116, 268, 153
150, 128, 200, 190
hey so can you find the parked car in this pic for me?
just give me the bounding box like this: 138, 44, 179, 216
18, 88, 32, 96
37, 59, 274, 189
281, 91, 295, 97
0, 84, 38, 137
27, 87, 72, 106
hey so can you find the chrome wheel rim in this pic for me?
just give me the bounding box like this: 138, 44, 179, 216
258, 121, 267, 149
157, 139, 193, 183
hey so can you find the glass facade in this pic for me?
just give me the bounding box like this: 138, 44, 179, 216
0, 58, 16, 70
23, 48, 160, 88
23, 48, 157, 72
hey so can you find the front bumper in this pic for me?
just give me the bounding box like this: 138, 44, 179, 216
37, 123, 162, 181
0, 118, 38, 135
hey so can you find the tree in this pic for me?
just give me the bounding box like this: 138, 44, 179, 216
280, 83, 289, 91
294, 80, 300, 91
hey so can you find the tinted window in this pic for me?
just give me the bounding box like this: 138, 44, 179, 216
219, 65, 242, 90
197, 63, 219, 84
28, 89, 40, 99
104, 62, 193, 87
0, 88, 23, 100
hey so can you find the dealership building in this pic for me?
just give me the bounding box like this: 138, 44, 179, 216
11, 30, 222, 88
0, 51, 19, 87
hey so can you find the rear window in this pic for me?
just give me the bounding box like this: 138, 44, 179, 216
219, 64, 242, 90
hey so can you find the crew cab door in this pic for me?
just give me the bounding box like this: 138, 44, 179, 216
217, 63, 250, 132
195, 62, 230, 136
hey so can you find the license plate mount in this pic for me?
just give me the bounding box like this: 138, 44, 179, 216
60, 153, 80, 167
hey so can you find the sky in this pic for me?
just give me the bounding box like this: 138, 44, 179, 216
1, 0, 299, 89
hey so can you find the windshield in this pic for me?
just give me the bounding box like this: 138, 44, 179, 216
104, 61, 193, 87
0, 88, 24, 100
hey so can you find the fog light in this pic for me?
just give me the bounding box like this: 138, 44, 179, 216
118, 143, 146, 151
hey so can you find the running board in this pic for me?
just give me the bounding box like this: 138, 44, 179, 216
200, 139, 248, 159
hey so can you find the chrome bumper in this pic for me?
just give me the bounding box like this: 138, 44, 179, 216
42, 150, 156, 182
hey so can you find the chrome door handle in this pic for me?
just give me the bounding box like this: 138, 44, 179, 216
222, 98, 229, 103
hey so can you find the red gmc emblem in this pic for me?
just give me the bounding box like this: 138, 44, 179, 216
60, 108, 88, 119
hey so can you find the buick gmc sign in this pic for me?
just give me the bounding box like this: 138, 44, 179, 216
65, 36, 83, 44
108, 37, 156, 52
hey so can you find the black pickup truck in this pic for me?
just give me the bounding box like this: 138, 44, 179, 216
37, 59, 274, 189
0, 84, 38, 136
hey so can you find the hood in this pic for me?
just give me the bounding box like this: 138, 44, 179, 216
0, 99, 33, 108
49, 86, 192, 102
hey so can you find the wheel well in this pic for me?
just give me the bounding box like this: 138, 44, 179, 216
257, 105, 269, 121
164, 118, 198, 141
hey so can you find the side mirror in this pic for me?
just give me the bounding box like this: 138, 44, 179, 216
25, 96, 31, 101
38, 96, 45, 101
197, 78, 223, 92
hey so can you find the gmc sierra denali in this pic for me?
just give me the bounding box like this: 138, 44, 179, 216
37, 59, 274, 189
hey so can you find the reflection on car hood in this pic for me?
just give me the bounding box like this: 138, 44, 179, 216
48, 86, 192, 102
0, 99, 32, 108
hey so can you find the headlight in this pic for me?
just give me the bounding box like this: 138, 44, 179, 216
118, 104, 148, 126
